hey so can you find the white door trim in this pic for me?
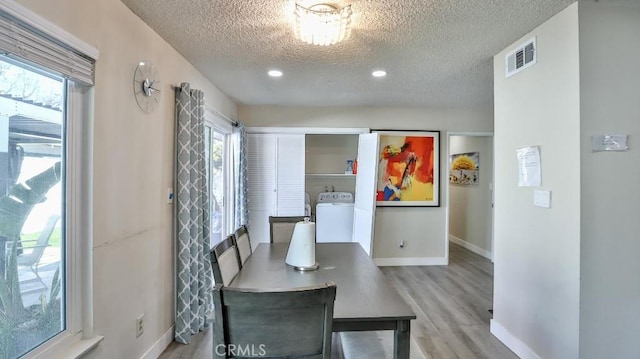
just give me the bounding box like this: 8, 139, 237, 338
246, 127, 369, 134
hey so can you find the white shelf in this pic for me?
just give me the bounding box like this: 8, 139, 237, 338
305, 173, 356, 178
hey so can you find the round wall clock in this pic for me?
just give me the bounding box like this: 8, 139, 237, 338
133, 61, 161, 113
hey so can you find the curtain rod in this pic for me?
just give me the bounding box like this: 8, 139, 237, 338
172, 84, 238, 126
206, 104, 238, 126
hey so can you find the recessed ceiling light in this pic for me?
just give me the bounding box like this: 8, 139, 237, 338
268, 70, 283, 77
372, 70, 387, 78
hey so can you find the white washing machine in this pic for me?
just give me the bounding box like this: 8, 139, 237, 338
315, 192, 354, 243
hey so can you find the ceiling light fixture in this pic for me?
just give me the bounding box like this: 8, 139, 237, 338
268, 70, 283, 77
294, 2, 352, 46
372, 70, 387, 78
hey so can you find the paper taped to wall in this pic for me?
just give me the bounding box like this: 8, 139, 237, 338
517, 146, 541, 187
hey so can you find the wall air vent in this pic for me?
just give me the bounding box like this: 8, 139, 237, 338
505, 37, 536, 78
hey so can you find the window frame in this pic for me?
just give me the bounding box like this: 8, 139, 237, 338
204, 106, 234, 238
0, 1, 101, 358
16, 65, 99, 359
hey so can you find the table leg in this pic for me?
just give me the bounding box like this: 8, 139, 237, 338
394, 319, 411, 359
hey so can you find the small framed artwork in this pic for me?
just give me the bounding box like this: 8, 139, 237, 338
449, 152, 479, 185
374, 130, 440, 207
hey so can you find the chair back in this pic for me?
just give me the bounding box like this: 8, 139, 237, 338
210, 235, 240, 286
268, 216, 308, 243
16, 214, 60, 267
233, 225, 252, 267
212, 282, 337, 359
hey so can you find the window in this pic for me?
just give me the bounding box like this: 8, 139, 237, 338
0, 57, 65, 358
204, 109, 233, 246
0, 2, 99, 358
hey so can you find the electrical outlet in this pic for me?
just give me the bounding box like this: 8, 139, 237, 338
136, 314, 144, 338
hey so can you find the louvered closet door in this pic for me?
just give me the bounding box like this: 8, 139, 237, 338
247, 134, 277, 243
247, 133, 305, 243
275, 135, 305, 216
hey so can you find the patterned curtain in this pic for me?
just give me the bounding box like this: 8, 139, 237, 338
233, 123, 249, 228
174, 83, 213, 344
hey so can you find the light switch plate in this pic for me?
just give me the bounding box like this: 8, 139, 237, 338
534, 189, 551, 208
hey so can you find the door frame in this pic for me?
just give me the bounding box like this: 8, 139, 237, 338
445, 132, 495, 263
246, 127, 369, 135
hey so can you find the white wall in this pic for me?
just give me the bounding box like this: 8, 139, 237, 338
492, 3, 580, 359
16, 0, 237, 358
239, 105, 493, 261
578, 2, 640, 358
448, 135, 493, 258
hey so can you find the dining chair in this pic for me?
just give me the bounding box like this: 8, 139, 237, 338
268, 216, 309, 243
209, 234, 240, 286
212, 281, 337, 359
233, 225, 252, 268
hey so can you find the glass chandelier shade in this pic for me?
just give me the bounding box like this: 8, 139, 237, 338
294, 3, 352, 46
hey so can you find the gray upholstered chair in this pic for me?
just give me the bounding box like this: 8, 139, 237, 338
233, 225, 252, 268
212, 281, 337, 359
209, 234, 240, 286
268, 216, 308, 243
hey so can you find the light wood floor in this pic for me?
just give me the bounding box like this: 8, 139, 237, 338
159, 243, 516, 359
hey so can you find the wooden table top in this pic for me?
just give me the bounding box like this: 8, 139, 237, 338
230, 243, 416, 323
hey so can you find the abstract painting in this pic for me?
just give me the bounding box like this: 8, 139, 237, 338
449, 152, 479, 185
375, 130, 440, 207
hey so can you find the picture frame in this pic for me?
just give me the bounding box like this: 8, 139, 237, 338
374, 130, 440, 207
449, 152, 479, 185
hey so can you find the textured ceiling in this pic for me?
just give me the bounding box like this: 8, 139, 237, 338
121, 0, 578, 107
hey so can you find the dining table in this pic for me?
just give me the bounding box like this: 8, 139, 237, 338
229, 242, 416, 359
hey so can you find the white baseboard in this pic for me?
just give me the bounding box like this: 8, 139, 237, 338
490, 320, 541, 359
448, 234, 492, 260
374, 257, 447, 266
140, 325, 174, 359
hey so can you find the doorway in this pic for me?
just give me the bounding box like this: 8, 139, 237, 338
446, 133, 494, 262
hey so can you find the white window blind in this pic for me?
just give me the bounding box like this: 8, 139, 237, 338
0, 12, 95, 85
